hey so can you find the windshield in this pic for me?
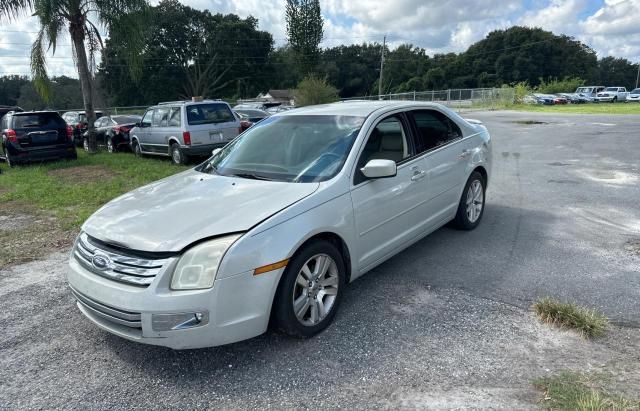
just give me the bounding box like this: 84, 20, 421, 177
113, 115, 141, 124
199, 115, 365, 183
576, 87, 592, 93
631, 89, 640, 94
187, 103, 234, 125
605, 87, 618, 91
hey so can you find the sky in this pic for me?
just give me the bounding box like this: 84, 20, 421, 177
0, 0, 639, 78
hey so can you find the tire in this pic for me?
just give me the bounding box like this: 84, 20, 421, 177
170, 142, 186, 165
132, 140, 142, 157
106, 138, 115, 153
83, 137, 89, 152
452, 171, 486, 230
5, 150, 14, 168
272, 240, 346, 338
612, 97, 617, 103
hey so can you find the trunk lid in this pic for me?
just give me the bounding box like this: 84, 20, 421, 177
184, 103, 240, 146
13, 112, 68, 148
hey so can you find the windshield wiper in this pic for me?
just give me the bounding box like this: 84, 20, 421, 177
230, 173, 273, 181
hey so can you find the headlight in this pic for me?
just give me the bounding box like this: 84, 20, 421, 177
171, 235, 241, 290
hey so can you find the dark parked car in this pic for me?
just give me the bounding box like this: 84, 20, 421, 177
1, 111, 76, 167
0, 105, 23, 120
62, 110, 103, 146
82, 115, 141, 152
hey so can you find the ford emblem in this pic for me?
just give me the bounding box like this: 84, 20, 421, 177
92, 254, 110, 271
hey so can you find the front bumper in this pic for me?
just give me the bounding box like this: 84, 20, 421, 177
67, 254, 282, 349
595, 96, 615, 102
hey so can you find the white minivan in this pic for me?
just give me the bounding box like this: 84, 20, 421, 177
130, 100, 241, 164
68, 101, 492, 349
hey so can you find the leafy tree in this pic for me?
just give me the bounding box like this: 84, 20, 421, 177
294, 75, 338, 106
0, 76, 29, 106
319, 43, 382, 97
285, 0, 323, 76
100, 0, 273, 105
0, 0, 149, 153
17, 76, 85, 110
596, 57, 638, 88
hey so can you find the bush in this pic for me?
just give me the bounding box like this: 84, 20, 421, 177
294, 75, 339, 107
512, 81, 531, 103
536, 77, 585, 94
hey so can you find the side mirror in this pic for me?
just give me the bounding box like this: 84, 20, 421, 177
360, 159, 397, 179
211, 148, 222, 156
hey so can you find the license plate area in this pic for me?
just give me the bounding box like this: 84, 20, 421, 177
209, 131, 223, 141
28, 131, 58, 144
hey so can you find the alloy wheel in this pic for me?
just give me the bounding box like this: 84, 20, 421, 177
466, 179, 484, 223
107, 139, 114, 153
171, 147, 181, 164
83, 138, 89, 152
292, 254, 339, 326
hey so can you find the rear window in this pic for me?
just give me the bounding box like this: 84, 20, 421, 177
112, 116, 141, 124
187, 104, 234, 125
13, 113, 65, 128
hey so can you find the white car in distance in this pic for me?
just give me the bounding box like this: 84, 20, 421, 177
67, 101, 492, 349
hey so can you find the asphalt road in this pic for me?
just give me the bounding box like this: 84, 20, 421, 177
1, 110, 639, 409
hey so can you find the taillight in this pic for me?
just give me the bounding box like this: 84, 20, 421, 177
6, 129, 17, 142
76, 123, 82, 129
182, 131, 191, 145
113, 126, 122, 134
66, 125, 74, 140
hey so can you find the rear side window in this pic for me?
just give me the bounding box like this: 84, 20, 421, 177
410, 110, 462, 154
187, 104, 234, 125
13, 113, 65, 128
168, 108, 181, 127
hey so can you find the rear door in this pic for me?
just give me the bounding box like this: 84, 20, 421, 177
185, 103, 239, 146
408, 109, 468, 218
12, 112, 68, 150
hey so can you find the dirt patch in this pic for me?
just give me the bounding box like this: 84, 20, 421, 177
624, 239, 640, 256
0, 201, 76, 268
47, 165, 115, 183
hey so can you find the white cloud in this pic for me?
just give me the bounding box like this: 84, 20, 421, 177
2, 0, 639, 80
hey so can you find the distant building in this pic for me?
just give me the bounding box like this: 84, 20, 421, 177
256, 89, 295, 106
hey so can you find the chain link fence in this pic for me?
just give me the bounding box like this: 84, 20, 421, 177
342, 88, 516, 111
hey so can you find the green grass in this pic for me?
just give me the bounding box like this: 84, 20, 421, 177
534, 372, 639, 411
533, 298, 608, 338
508, 103, 640, 115
0, 150, 188, 228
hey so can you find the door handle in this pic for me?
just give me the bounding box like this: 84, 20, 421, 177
459, 149, 472, 159
411, 169, 426, 181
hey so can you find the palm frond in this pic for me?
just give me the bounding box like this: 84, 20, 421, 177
31, 28, 51, 102
0, 0, 33, 21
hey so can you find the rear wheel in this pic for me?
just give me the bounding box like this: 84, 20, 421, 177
83, 138, 89, 152
452, 171, 486, 230
273, 240, 345, 338
612, 97, 618, 103
170, 142, 186, 165
5, 150, 15, 168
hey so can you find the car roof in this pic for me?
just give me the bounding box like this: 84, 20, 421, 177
281, 101, 453, 117
156, 100, 228, 107
13, 110, 60, 115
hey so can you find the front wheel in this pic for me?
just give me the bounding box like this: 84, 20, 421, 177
132, 140, 142, 157
272, 240, 345, 338
83, 138, 89, 152
452, 171, 486, 230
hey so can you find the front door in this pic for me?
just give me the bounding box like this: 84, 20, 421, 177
350, 114, 429, 271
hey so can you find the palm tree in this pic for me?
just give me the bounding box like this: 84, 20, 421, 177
1, 0, 149, 153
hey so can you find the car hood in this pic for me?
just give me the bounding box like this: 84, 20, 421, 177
82, 170, 319, 252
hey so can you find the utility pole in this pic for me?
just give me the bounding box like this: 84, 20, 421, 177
636, 62, 639, 89
378, 35, 386, 100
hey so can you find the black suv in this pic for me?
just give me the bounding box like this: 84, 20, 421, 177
1, 111, 77, 167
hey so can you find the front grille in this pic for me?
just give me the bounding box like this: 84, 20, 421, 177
71, 287, 141, 328
73, 232, 169, 287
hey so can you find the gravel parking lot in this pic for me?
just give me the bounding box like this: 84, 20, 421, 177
1, 110, 639, 409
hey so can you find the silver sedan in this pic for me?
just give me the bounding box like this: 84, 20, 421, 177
67, 101, 492, 349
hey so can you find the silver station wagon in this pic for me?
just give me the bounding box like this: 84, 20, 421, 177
67, 101, 492, 349
130, 100, 241, 164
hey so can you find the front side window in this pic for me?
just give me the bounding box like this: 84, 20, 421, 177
187, 104, 234, 125
199, 115, 364, 183
410, 110, 462, 154
141, 110, 153, 127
